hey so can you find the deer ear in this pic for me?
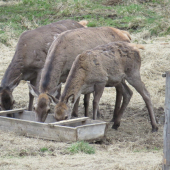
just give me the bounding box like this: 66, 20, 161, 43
9, 73, 23, 91
47, 93, 59, 104
27, 82, 39, 97
67, 94, 75, 104
48, 83, 62, 98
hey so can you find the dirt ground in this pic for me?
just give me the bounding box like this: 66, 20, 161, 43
0, 32, 170, 169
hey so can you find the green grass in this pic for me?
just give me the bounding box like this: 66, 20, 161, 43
67, 141, 95, 154
40, 147, 48, 152
0, 0, 170, 46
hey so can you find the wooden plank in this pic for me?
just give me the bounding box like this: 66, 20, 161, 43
163, 71, 170, 170
0, 116, 77, 142
77, 122, 106, 141
0, 111, 107, 142
0, 108, 25, 116
49, 117, 89, 126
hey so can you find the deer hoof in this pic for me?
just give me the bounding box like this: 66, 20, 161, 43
152, 126, 158, 132
72, 112, 78, 117
112, 123, 120, 130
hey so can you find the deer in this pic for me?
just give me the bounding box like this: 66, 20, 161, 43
54, 41, 158, 132
28, 26, 133, 123
0, 19, 86, 113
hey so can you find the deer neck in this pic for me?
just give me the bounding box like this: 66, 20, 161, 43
60, 63, 86, 106
1, 55, 23, 87
39, 37, 67, 93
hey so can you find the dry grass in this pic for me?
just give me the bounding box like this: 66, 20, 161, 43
0, 130, 162, 170
0, 1, 168, 166
0, 0, 21, 6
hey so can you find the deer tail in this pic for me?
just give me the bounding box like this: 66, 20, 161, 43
78, 20, 88, 27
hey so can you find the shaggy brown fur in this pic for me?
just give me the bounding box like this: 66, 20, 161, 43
55, 42, 158, 132
0, 20, 84, 111
30, 26, 131, 122
40, 27, 131, 92
38, 93, 49, 102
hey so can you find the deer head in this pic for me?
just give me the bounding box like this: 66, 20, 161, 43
54, 94, 74, 121
27, 82, 61, 122
0, 74, 22, 110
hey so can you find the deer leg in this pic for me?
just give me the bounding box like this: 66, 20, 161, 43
72, 97, 80, 117
84, 93, 90, 117
28, 78, 36, 111
110, 84, 123, 122
112, 81, 133, 130
126, 73, 158, 132
97, 105, 101, 118
92, 92, 101, 118
93, 84, 105, 120
85, 93, 101, 118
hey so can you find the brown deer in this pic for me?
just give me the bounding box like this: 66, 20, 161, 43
0, 19, 85, 112
28, 27, 132, 122
54, 42, 158, 132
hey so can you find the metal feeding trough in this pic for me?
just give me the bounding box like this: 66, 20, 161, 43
0, 108, 107, 142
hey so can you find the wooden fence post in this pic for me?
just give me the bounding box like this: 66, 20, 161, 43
163, 71, 170, 170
